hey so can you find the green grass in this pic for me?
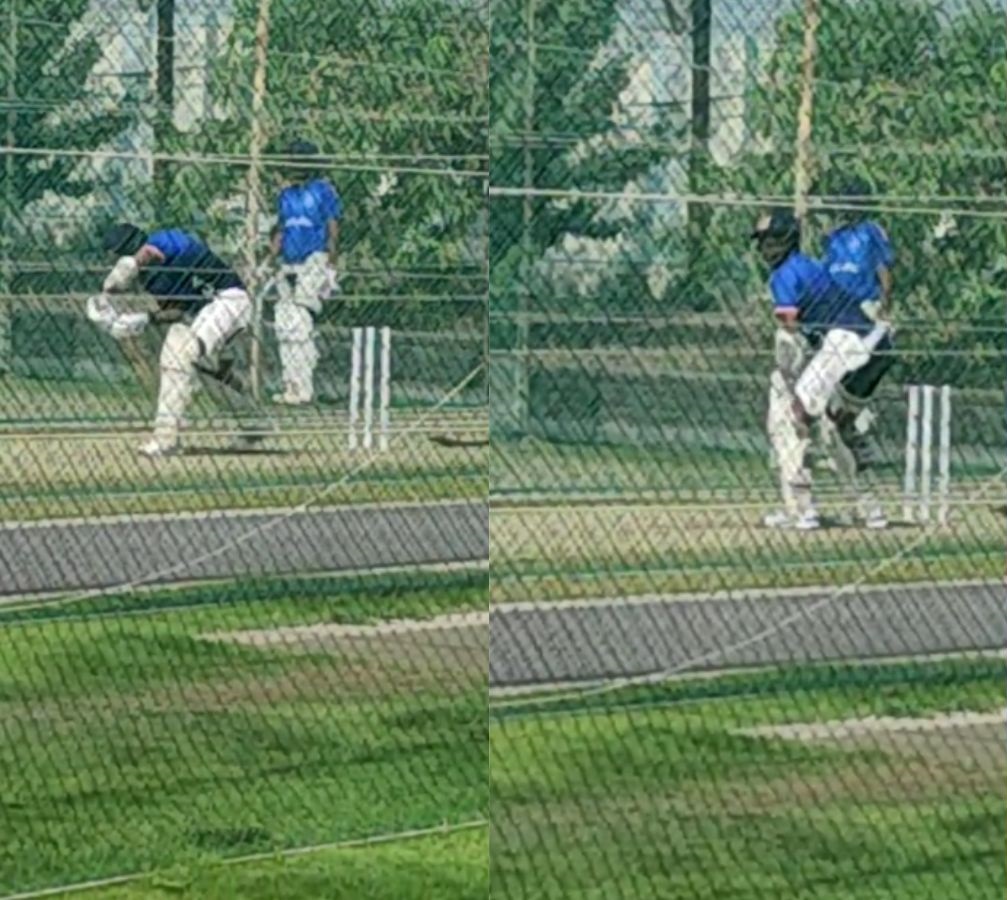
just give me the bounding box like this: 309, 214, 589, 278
491, 658, 1005, 899
54, 828, 488, 899
492, 436, 1002, 503
0, 576, 488, 896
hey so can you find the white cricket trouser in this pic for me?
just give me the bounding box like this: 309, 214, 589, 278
794, 328, 872, 419
191, 288, 253, 357
767, 369, 813, 516
153, 289, 252, 442
275, 251, 327, 401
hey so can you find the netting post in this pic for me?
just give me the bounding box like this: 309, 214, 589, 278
793, 0, 820, 219
514, 0, 537, 436
244, 0, 273, 402
154, 0, 175, 214
0, 0, 17, 373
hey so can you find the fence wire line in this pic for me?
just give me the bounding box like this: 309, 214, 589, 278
491, 462, 1007, 712
488, 185, 1007, 220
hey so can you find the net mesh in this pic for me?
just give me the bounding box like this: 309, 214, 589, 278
0, 0, 488, 895
489, 0, 1005, 897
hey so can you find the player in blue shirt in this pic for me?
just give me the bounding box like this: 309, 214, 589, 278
269, 139, 343, 404
88, 223, 270, 458
753, 209, 888, 530
818, 180, 898, 477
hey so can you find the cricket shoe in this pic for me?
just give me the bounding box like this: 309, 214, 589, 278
137, 436, 181, 459
228, 422, 278, 451
860, 505, 889, 530
271, 390, 311, 406
762, 509, 821, 531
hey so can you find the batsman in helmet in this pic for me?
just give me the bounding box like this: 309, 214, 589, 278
88, 223, 271, 458
753, 208, 890, 530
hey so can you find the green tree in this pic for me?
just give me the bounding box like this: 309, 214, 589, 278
176, 0, 488, 320
489, 0, 675, 310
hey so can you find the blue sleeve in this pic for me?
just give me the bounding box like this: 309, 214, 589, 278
145, 230, 182, 261
868, 222, 895, 268
769, 262, 802, 311
319, 181, 343, 221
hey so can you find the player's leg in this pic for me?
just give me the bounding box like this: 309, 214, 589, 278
287, 252, 326, 401
793, 328, 872, 421
140, 289, 252, 458
829, 331, 895, 472
195, 334, 276, 448
825, 331, 896, 528
141, 323, 201, 457
272, 268, 301, 404
765, 369, 819, 530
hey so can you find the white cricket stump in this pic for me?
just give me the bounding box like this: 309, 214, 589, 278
903, 384, 952, 526
348, 325, 392, 452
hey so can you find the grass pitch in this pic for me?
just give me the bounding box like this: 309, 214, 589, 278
35, 828, 489, 900
0, 573, 488, 896
490, 657, 1005, 900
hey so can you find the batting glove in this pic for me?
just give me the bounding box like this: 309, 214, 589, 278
85, 294, 117, 331
109, 312, 150, 340
321, 265, 341, 300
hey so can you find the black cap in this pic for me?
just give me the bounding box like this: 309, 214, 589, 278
102, 222, 148, 256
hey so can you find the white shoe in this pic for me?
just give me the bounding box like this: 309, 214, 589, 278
271, 391, 310, 406
762, 509, 821, 531
794, 509, 821, 531
138, 436, 181, 459
863, 507, 888, 530
762, 510, 792, 529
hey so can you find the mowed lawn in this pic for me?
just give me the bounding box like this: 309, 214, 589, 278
61, 828, 488, 900
0, 575, 488, 895
490, 658, 1006, 899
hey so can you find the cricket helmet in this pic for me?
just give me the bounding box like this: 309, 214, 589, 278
101, 222, 148, 256
751, 208, 801, 269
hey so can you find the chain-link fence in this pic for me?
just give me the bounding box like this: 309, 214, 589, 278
490, 0, 1005, 897
0, 0, 488, 895
2, 0, 1005, 897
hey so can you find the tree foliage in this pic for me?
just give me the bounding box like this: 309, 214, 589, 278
489, 0, 675, 311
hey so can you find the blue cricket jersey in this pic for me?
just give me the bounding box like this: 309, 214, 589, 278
141, 229, 244, 314
769, 250, 875, 341
822, 221, 894, 303
277, 178, 343, 264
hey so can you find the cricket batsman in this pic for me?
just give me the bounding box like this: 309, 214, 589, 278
268, 139, 343, 405
753, 209, 890, 530
88, 222, 266, 458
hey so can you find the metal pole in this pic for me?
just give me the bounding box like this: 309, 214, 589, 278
245, 0, 272, 401
687, 0, 711, 277
1, 0, 18, 371
515, 0, 537, 435
793, 0, 820, 219
155, 0, 175, 213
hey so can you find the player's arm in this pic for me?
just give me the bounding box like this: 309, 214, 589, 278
323, 181, 343, 267
774, 306, 800, 332
327, 218, 340, 266
769, 266, 802, 333
877, 265, 893, 313
102, 243, 165, 294
871, 222, 895, 315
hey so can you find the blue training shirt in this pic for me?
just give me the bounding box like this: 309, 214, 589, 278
769, 250, 875, 341
822, 221, 894, 303
141, 229, 244, 314
277, 178, 343, 264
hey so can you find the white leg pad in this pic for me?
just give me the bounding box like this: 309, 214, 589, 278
795, 328, 871, 419
768, 369, 813, 516
154, 323, 201, 443
274, 299, 318, 402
